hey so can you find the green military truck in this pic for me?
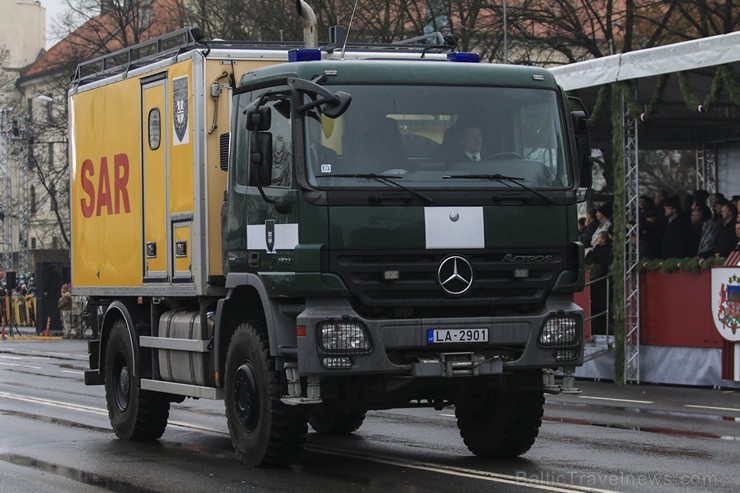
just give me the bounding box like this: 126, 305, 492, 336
78, 7, 590, 468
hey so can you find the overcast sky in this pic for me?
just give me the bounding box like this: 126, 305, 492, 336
40, 0, 71, 48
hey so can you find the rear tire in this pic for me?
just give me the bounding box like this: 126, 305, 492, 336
309, 406, 366, 435
104, 319, 170, 440
225, 321, 307, 467
456, 389, 544, 458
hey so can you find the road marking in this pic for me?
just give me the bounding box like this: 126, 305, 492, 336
0, 391, 107, 415
684, 404, 740, 413
0, 390, 615, 492
0, 362, 41, 369
0, 390, 226, 434
307, 445, 618, 493
439, 413, 455, 417
578, 396, 653, 404
0, 355, 23, 359
61, 370, 85, 375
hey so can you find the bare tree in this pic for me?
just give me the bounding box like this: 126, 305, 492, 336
54, 0, 187, 52
505, 0, 740, 66
638, 149, 697, 198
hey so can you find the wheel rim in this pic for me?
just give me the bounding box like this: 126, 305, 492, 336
233, 363, 259, 432
112, 353, 130, 412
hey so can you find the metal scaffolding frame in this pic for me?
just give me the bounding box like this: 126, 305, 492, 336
696, 144, 717, 194
0, 109, 13, 271
623, 108, 641, 384
0, 110, 29, 275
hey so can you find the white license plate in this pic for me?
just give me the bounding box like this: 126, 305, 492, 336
427, 328, 489, 344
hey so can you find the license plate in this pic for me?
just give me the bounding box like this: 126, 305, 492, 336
427, 328, 489, 344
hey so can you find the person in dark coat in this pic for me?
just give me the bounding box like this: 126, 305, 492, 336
697, 206, 719, 258
688, 208, 704, 257
586, 231, 612, 335
660, 196, 692, 259
641, 208, 664, 259
716, 203, 738, 257
579, 209, 600, 248
693, 189, 709, 210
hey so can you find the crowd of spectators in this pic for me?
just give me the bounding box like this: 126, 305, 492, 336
577, 190, 740, 336
637, 190, 740, 260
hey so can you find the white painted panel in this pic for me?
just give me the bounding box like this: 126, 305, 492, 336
425, 207, 484, 249
246, 223, 299, 252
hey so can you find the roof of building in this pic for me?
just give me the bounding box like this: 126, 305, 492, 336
19, 0, 183, 83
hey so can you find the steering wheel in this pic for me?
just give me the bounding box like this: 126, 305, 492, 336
486, 151, 523, 160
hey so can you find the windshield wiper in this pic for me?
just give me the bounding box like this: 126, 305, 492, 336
318, 173, 434, 204
442, 173, 553, 204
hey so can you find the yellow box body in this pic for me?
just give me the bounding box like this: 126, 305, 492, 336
69, 51, 282, 295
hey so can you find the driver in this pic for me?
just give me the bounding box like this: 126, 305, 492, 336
456, 126, 483, 162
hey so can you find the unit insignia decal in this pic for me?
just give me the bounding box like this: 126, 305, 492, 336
265, 220, 276, 254
173, 76, 189, 145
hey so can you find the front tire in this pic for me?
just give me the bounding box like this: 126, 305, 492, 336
456, 389, 544, 458
225, 321, 307, 467
104, 319, 170, 440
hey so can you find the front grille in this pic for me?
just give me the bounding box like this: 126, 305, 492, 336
329, 250, 568, 317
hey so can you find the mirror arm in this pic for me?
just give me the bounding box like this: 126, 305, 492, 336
296, 95, 335, 114
288, 77, 336, 112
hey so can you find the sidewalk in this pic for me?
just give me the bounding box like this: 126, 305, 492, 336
559, 379, 740, 413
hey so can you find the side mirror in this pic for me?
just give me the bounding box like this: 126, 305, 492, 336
246, 105, 272, 131
322, 91, 352, 118
249, 132, 273, 186
570, 107, 592, 190
290, 78, 352, 119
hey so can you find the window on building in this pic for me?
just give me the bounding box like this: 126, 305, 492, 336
30, 186, 36, 214
31, 237, 37, 249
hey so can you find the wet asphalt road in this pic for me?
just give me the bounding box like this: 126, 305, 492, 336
1, 338, 739, 493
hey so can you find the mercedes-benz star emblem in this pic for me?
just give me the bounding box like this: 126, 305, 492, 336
437, 255, 474, 296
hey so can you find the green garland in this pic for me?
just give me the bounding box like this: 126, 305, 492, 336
701, 66, 726, 111
618, 81, 643, 120
611, 86, 625, 385
590, 85, 610, 122
589, 66, 740, 123
677, 72, 702, 111
719, 65, 740, 105
639, 256, 726, 272
644, 73, 669, 118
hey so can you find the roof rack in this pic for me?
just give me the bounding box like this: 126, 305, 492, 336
72, 27, 204, 85
72, 26, 455, 86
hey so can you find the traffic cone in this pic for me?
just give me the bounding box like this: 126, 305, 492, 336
45, 316, 51, 337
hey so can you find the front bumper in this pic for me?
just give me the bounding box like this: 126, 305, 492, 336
295, 295, 583, 376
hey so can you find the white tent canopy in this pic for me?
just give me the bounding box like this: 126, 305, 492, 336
550, 31, 740, 91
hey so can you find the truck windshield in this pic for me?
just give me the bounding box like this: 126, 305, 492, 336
305, 85, 571, 190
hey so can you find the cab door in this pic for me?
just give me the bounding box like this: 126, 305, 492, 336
141, 77, 169, 282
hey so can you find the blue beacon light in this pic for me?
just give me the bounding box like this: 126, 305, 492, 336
289, 49, 322, 62
447, 52, 481, 63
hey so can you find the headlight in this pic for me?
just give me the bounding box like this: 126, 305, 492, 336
317, 320, 372, 354
539, 316, 580, 348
